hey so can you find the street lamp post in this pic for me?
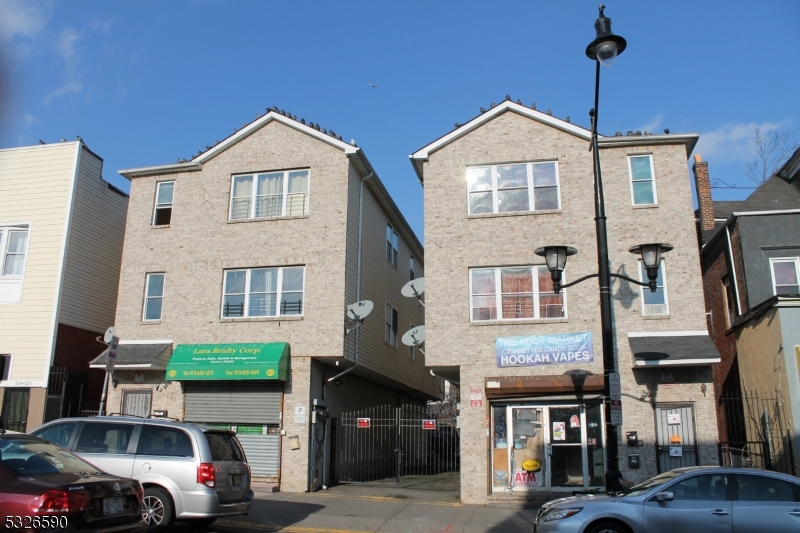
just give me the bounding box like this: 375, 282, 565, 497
534, 6, 673, 492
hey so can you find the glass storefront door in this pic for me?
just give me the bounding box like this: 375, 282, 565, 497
491, 403, 605, 492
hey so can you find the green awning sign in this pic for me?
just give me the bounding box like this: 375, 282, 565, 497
166, 343, 289, 381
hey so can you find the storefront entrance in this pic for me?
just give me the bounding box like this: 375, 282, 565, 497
491, 403, 605, 492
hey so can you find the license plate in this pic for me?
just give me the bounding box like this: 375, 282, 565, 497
103, 497, 124, 516
232, 474, 242, 486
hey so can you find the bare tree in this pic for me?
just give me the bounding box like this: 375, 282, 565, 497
745, 126, 799, 184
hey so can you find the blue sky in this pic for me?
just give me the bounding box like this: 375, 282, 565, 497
1, 0, 798, 242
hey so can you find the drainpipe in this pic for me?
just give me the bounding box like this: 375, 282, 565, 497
328, 171, 373, 383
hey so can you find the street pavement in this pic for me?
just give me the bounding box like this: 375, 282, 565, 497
168, 484, 541, 533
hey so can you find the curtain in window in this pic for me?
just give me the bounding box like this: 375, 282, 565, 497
231, 176, 253, 219
501, 268, 534, 319
249, 268, 278, 316
255, 173, 283, 218
286, 171, 309, 216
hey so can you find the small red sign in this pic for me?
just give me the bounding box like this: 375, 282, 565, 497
422, 420, 436, 430
470, 399, 483, 407
357, 418, 370, 428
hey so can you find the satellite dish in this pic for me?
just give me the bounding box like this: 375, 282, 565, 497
401, 325, 426, 347
401, 277, 425, 298
346, 300, 374, 322
103, 326, 115, 344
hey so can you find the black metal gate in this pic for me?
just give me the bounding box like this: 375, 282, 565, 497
332, 404, 460, 490
717, 391, 796, 476
654, 403, 699, 472
1, 388, 30, 432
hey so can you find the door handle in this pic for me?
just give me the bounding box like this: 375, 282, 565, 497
788, 510, 800, 517
710, 509, 729, 516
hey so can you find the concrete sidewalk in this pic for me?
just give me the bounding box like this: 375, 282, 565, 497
170, 487, 541, 533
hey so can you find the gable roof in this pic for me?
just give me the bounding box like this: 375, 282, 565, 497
409, 100, 699, 183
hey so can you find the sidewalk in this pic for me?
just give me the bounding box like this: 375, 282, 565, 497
172, 485, 541, 533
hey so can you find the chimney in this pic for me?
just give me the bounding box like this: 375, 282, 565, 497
692, 154, 715, 233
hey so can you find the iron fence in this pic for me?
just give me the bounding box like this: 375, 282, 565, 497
717, 391, 796, 476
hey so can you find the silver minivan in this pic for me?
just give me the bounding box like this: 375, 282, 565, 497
31, 416, 253, 532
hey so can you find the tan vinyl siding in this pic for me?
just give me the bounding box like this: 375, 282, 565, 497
0, 143, 77, 383
59, 147, 129, 333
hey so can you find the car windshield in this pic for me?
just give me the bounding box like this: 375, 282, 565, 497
0, 436, 102, 477
618, 470, 685, 497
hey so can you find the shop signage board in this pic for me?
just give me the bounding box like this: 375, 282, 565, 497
610, 399, 622, 426
357, 418, 370, 428
495, 332, 593, 367
609, 372, 621, 400
423, 420, 436, 430
166, 342, 289, 381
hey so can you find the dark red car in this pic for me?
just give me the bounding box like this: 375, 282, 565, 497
0, 431, 146, 533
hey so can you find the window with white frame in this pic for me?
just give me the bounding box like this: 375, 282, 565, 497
770, 258, 800, 295
628, 155, 657, 205
222, 266, 304, 318
466, 161, 560, 215
385, 302, 398, 347
386, 223, 398, 267
470, 266, 565, 321
409, 254, 415, 281
229, 170, 309, 220
0, 224, 30, 304
408, 323, 415, 359
143, 273, 165, 321
0, 355, 10, 381
153, 181, 174, 225
639, 260, 668, 315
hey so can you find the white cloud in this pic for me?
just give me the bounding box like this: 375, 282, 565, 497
0, 0, 46, 42
21, 113, 39, 128
637, 112, 664, 134
43, 81, 82, 104
694, 121, 787, 163
57, 27, 81, 62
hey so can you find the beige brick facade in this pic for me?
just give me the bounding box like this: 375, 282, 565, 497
414, 103, 719, 504
109, 112, 435, 492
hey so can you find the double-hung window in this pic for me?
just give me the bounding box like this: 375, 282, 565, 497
0, 225, 30, 304
143, 273, 165, 321
385, 302, 398, 347
386, 223, 398, 267
222, 266, 305, 318
153, 181, 174, 225
229, 170, 309, 220
639, 260, 669, 316
628, 155, 657, 205
770, 258, 800, 295
467, 161, 560, 215
470, 266, 565, 321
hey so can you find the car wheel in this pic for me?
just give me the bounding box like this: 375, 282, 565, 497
584, 520, 631, 533
141, 487, 174, 533
182, 518, 217, 528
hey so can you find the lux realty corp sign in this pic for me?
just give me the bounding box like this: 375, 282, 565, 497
496, 332, 593, 367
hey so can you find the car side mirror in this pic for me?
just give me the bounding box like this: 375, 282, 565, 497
654, 492, 674, 502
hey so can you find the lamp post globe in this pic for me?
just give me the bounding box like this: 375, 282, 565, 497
586, 4, 627, 66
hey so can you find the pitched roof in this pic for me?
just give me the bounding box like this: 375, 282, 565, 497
409, 100, 698, 183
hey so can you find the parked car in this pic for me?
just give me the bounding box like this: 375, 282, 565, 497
31, 416, 253, 532
0, 431, 146, 533
533, 466, 800, 533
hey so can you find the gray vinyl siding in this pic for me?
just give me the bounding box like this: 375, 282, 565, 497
183, 381, 282, 424
342, 164, 362, 361
59, 147, 128, 333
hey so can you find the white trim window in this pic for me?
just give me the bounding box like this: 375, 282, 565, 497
0, 224, 31, 304
770, 258, 800, 295
222, 266, 305, 318
385, 302, 398, 347
639, 260, 669, 316
143, 273, 165, 321
0, 354, 11, 381
469, 266, 565, 321
386, 223, 398, 267
466, 161, 560, 215
153, 181, 174, 226
628, 155, 657, 205
229, 170, 309, 220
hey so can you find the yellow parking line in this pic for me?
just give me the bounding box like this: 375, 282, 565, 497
216, 519, 373, 533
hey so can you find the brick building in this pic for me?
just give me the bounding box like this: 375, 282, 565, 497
91, 108, 439, 491
411, 99, 721, 503
695, 148, 800, 470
